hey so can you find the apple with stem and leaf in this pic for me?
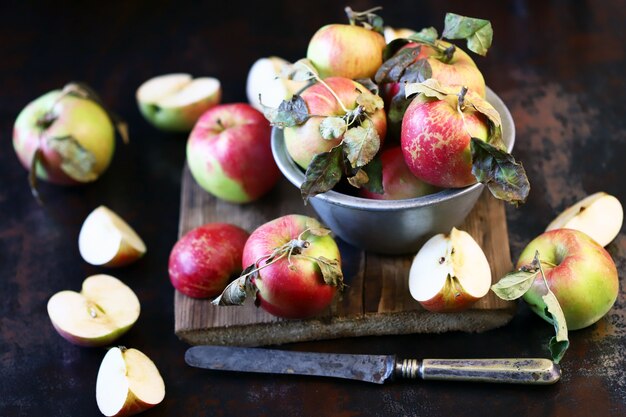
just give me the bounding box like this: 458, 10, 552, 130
168, 223, 250, 298
187, 103, 280, 203
79, 206, 146, 267
306, 7, 386, 80
401, 79, 529, 205
214, 214, 343, 319
376, 13, 491, 138
409, 227, 492, 312
246, 56, 309, 112
47, 274, 140, 347
13, 82, 128, 198
96, 346, 165, 417
136, 73, 221, 132
261, 60, 387, 201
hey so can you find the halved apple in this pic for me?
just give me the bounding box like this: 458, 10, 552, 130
546, 192, 623, 247
136, 73, 221, 132
409, 227, 491, 312
79, 206, 146, 267
47, 274, 140, 347
383, 26, 416, 43
96, 347, 165, 417
246, 56, 308, 111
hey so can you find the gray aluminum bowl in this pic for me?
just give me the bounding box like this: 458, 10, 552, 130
271, 87, 515, 254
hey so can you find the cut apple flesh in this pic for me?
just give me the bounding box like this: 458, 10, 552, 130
409, 228, 491, 307
79, 206, 146, 267
47, 274, 140, 346
96, 347, 165, 417
246, 56, 306, 110
546, 192, 623, 247
136, 73, 220, 108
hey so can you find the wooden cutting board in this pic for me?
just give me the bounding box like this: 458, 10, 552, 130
174, 165, 515, 346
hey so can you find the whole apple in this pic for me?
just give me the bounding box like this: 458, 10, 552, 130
401, 90, 490, 188
242, 214, 342, 319
517, 229, 619, 330
13, 88, 115, 185
284, 77, 387, 170
359, 147, 438, 200
169, 223, 250, 298
306, 23, 386, 79
187, 103, 280, 203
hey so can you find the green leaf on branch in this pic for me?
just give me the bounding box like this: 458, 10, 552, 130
315, 256, 345, 287
408, 26, 439, 44
319, 117, 347, 139
301, 145, 344, 202
537, 258, 569, 364
361, 154, 383, 194
387, 84, 412, 125
343, 122, 381, 168
345, 6, 384, 34
382, 38, 412, 61
405, 78, 460, 100
261, 95, 310, 128
356, 90, 384, 113
354, 78, 380, 95
375, 46, 423, 84
470, 138, 530, 206
442, 13, 493, 56
491, 269, 538, 300
47, 136, 98, 182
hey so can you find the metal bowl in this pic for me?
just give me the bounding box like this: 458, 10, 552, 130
271, 87, 515, 254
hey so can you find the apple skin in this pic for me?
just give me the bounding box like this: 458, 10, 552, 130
419, 285, 483, 313
401, 92, 489, 188
48, 316, 132, 348
306, 24, 386, 79
359, 147, 438, 200
187, 103, 280, 203
169, 223, 250, 298
517, 229, 619, 330
284, 77, 387, 169
243, 214, 341, 319
13, 89, 115, 185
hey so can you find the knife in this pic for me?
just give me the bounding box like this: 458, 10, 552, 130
185, 346, 561, 385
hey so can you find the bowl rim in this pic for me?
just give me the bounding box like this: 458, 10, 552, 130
271, 86, 515, 212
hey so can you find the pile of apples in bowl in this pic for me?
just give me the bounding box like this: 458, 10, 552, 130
249, 8, 528, 254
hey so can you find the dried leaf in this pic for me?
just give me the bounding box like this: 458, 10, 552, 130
387, 84, 412, 124
470, 138, 530, 206
46, 136, 98, 182
400, 59, 432, 84
212, 264, 258, 306
319, 117, 346, 139
375, 46, 422, 84
466, 94, 502, 129
408, 26, 438, 44
491, 269, 538, 301
361, 155, 384, 194
28, 148, 43, 204
300, 145, 344, 202
356, 91, 384, 113
307, 227, 332, 237
354, 78, 379, 95
261, 95, 310, 128
280, 58, 318, 82
315, 256, 344, 287
347, 169, 369, 188
536, 258, 569, 364
343, 122, 381, 168
405, 78, 460, 100
382, 38, 411, 62
442, 13, 493, 56
345, 6, 384, 34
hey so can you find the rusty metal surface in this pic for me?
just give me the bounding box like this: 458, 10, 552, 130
0, 1, 624, 416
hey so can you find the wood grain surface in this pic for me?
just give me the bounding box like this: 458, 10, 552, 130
175, 165, 515, 346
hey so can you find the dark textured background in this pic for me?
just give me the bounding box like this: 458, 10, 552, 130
1, 0, 624, 416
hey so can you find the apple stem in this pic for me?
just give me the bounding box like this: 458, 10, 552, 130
296, 61, 350, 114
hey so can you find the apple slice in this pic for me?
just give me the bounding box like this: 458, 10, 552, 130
96, 347, 165, 417
136, 73, 221, 132
246, 56, 308, 111
47, 274, 140, 347
79, 206, 146, 267
409, 227, 491, 312
546, 192, 623, 247
383, 26, 416, 43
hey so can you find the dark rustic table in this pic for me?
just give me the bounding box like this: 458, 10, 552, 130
1, 1, 625, 416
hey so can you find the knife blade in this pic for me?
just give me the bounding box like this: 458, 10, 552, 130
185, 346, 561, 385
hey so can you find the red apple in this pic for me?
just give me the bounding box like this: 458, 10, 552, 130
401, 90, 490, 188
242, 214, 342, 319
517, 229, 619, 330
306, 24, 386, 79
169, 223, 250, 298
359, 147, 438, 200
284, 77, 387, 169
186, 103, 280, 203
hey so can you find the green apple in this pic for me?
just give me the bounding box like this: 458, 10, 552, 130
47, 274, 140, 347
518, 229, 619, 330
136, 73, 221, 132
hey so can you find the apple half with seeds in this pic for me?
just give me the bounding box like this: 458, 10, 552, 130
96, 347, 165, 417
546, 192, 623, 247
47, 274, 140, 347
409, 227, 491, 312
79, 206, 146, 267
136, 73, 221, 132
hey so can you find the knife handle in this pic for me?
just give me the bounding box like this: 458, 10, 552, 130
396, 358, 561, 385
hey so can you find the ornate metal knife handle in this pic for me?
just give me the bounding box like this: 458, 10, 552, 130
395, 358, 561, 385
